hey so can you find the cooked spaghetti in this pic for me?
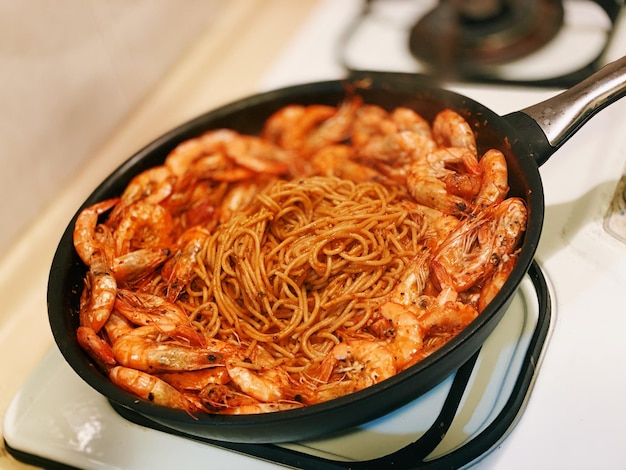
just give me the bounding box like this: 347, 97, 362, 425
186, 177, 425, 365
73, 98, 527, 414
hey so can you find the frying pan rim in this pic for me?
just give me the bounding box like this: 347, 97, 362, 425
47, 73, 545, 442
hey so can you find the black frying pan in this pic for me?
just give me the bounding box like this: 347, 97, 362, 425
47, 56, 626, 443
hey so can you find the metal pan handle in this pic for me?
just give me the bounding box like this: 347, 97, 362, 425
522, 56, 626, 148
503, 55, 626, 166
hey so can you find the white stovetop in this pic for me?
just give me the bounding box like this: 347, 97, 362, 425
2, 0, 626, 468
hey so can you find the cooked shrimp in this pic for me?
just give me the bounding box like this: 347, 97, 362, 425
164, 137, 206, 178
478, 252, 518, 312
431, 214, 492, 293
358, 107, 434, 162
79, 250, 117, 333
114, 289, 204, 346
387, 247, 431, 307
351, 104, 396, 148
302, 95, 362, 155
218, 180, 268, 224
407, 147, 482, 216
165, 132, 240, 183
105, 167, 175, 228
474, 149, 509, 209
352, 106, 431, 146
103, 310, 210, 368
93, 223, 116, 266
109, 366, 198, 412
224, 134, 292, 175
194, 153, 257, 182
486, 197, 527, 256
372, 249, 430, 369
432, 197, 527, 292
198, 383, 260, 410
165, 130, 246, 178
319, 340, 396, 390
355, 107, 437, 183
374, 259, 480, 370
103, 310, 134, 343
162, 227, 210, 301
226, 361, 291, 403
359, 131, 437, 182
180, 182, 224, 228
111, 326, 225, 372
73, 198, 119, 266
309, 339, 396, 404
392, 107, 433, 136
115, 289, 190, 328
367, 246, 430, 367
164, 180, 227, 232
402, 201, 460, 245
76, 326, 116, 367
261, 104, 311, 153
165, 137, 209, 178
119, 166, 175, 207
114, 201, 174, 255
310, 144, 385, 183
219, 344, 295, 403
416, 287, 479, 357
432, 109, 477, 155
111, 248, 169, 284
263, 97, 361, 156
378, 302, 424, 369
157, 368, 231, 391
167, 129, 290, 181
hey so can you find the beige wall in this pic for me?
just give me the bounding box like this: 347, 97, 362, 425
0, 0, 223, 257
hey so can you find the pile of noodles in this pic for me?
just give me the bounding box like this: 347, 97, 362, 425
176, 176, 429, 372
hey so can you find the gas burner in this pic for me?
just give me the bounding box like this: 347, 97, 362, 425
339, 0, 623, 87
408, 0, 564, 78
